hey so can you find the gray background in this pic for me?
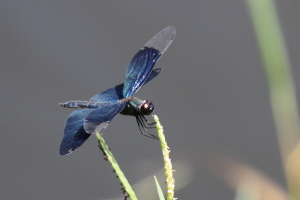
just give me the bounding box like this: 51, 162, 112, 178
1, 1, 299, 199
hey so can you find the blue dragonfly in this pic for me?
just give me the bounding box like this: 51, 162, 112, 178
59, 26, 176, 155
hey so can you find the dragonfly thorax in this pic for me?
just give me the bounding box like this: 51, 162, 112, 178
120, 97, 154, 116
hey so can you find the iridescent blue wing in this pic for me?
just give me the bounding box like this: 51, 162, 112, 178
144, 68, 162, 85
60, 102, 125, 155
90, 84, 123, 102
90, 68, 162, 102
123, 26, 176, 97
83, 102, 126, 134
123, 47, 161, 98
60, 109, 94, 155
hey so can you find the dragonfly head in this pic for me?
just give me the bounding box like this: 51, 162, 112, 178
140, 100, 154, 115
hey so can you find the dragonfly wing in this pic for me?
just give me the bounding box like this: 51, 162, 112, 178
83, 102, 126, 134
144, 68, 162, 85
90, 83, 124, 102
123, 26, 176, 97
60, 109, 94, 155
144, 26, 176, 55
90, 68, 161, 102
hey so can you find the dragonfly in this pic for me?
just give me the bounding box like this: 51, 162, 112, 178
59, 26, 176, 155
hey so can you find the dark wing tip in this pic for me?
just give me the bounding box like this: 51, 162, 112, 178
59, 149, 73, 155
144, 26, 176, 55
153, 68, 163, 73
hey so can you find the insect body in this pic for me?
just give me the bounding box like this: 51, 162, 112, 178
60, 26, 176, 155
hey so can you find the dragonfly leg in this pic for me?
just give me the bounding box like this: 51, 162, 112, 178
135, 115, 158, 139
140, 114, 156, 126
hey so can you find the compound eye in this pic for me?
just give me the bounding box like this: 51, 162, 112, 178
140, 100, 154, 115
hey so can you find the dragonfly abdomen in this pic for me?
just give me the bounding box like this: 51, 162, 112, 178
60, 101, 110, 108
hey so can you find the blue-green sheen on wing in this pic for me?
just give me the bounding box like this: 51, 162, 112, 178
83, 102, 126, 134
60, 102, 126, 155
90, 84, 123, 103
60, 109, 94, 155
123, 26, 176, 98
90, 68, 163, 102
123, 47, 161, 97
144, 68, 162, 85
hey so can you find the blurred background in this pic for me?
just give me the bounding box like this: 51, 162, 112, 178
1, 1, 300, 200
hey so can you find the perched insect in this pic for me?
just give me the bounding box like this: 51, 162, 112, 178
59, 26, 176, 155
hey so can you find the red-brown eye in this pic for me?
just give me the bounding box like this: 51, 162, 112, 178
140, 100, 154, 115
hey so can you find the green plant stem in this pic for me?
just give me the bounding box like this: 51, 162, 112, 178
154, 176, 166, 200
95, 131, 138, 200
154, 115, 175, 200
246, 0, 300, 198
